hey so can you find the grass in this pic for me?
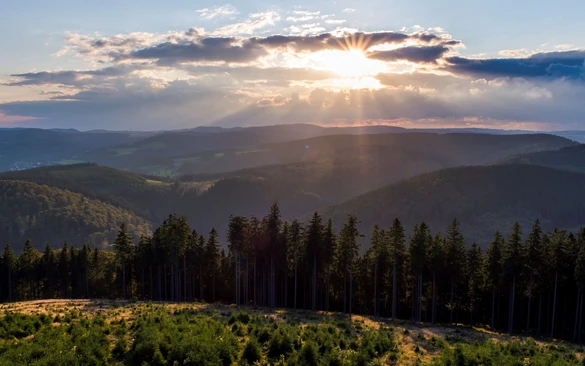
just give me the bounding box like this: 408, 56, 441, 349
0, 300, 581, 365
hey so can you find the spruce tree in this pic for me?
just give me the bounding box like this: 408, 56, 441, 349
502, 222, 524, 335
445, 219, 466, 324
484, 231, 504, 330
388, 218, 406, 319
526, 219, 543, 336
113, 224, 134, 299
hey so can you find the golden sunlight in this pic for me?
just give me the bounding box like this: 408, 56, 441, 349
310, 49, 387, 79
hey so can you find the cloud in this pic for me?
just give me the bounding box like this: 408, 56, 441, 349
250, 31, 457, 53
325, 19, 346, 24
196, 4, 239, 20
342, 8, 356, 13
213, 78, 585, 129
182, 65, 340, 81
0, 81, 249, 130
444, 50, 585, 80
208, 11, 281, 36
5, 65, 143, 86
0, 112, 39, 124
128, 38, 267, 65
368, 45, 450, 63
3, 14, 585, 131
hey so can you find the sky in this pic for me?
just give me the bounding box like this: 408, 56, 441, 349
1, 0, 585, 131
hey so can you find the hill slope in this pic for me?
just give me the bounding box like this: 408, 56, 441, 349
0, 180, 151, 251
0, 128, 149, 171
319, 164, 585, 246
498, 144, 585, 172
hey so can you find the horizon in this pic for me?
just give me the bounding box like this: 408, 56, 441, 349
1, 122, 585, 134
1, 1, 585, 131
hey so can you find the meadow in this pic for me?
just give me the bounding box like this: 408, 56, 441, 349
0, 300, 582, 365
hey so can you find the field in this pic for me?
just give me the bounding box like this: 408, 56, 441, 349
0, 300, 582, 365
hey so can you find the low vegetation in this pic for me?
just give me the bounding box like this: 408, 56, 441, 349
0, 300, 581, 365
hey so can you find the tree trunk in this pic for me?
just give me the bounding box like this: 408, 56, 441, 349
312, 253, 317, 311
199, 265, 203, 302
294, 253, 298, 310
450, 277, 454, 324
123, 265, 126, 300
235, 252, 239, 305
141, 268, 145, 300
157, 265, 161, 301
171, 264, 174, 302
508, 276, 516, 334
349, 260, 353, 319
418, 273, 423, 322
491, 287, 496, 330
574, 288, 580, 341
374, 259, 378, 317
150, 265, 153, 301
432, 271, 436, 324
527, 272, 533, 336
326, 273, 330, 312
284, 266, 288, 308
253, 260, 256, 306
343, 271, 347, 313
392, 262, 397, 319
246, 257, 249, 305
551, 272, 558, 339
183, 256, 186, 303
538, 295, 542, 337
579, 293, 583, 344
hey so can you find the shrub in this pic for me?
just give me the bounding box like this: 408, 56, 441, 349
242, 337, 262, 365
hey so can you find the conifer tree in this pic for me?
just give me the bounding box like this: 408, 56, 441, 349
466, 243, 483, 326
502, 222, 524, 335
445, 219, 466, 324
205, 228, 220, 302
484, 231, 504, 330
388, 218, 406, 319
3, 244, 17, 302
113, 223, 134, 299
526, 219, 543, 336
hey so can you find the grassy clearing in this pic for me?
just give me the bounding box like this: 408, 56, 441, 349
0, 300, 582, 365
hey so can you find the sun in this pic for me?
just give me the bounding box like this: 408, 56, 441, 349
313, 49, 387, 78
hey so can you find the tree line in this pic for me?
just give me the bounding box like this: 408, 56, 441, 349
1, 203, 585, 342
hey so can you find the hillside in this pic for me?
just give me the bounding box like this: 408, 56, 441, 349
0, 163, 170, 220
0, 133, 577, 244
498, 144, 585, 172
0, 180, 151, 251
319, 164, 585, 246
1, 301, 581, 366
0, 128, 148, 171
174, 132, 576, 176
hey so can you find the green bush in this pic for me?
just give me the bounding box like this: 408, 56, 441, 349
242, 337, 262, 365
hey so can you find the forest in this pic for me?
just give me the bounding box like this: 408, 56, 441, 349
2, 203, 585, 345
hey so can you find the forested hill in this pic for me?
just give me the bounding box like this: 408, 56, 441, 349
0, 163, 172, 221
319, 164, 585, 246
498, 144, 585, 172
0, 180, 151, 251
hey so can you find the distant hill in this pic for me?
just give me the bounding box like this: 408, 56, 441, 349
0, 133, 577, 247
173, 132, 576, 177
74, 125, 415, 175
0, 128, 147, 171
0, 163, 169, 220
318, 165, 585, 247
0, 180, 152, 251
497, 144, 585, 172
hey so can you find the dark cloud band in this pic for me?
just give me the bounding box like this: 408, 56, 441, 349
444, 50, 585, 79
